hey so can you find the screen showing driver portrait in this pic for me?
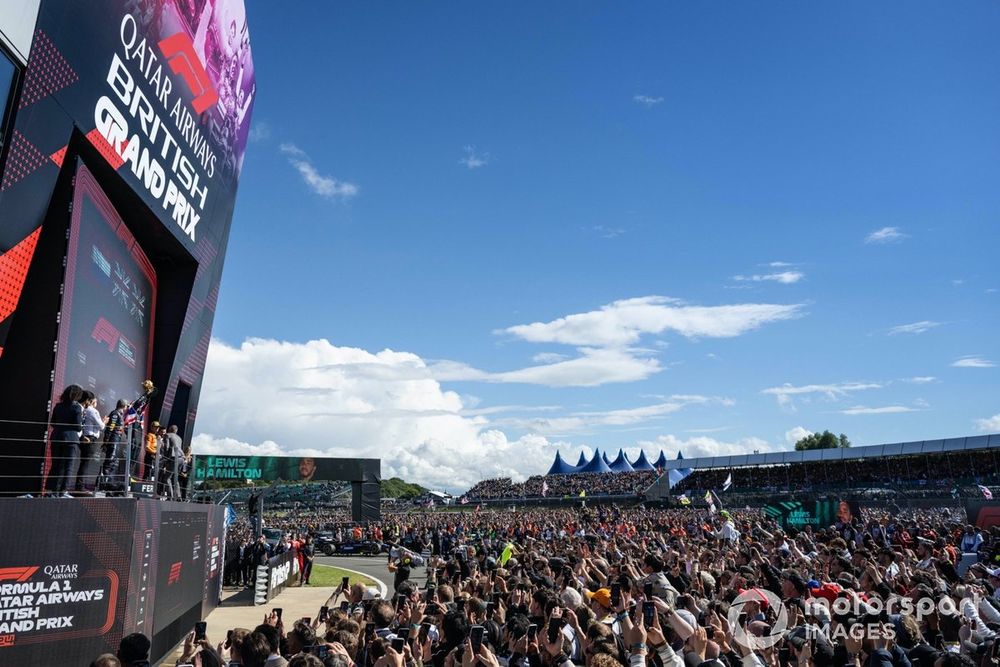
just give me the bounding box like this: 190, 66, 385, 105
55, 166, 157, 415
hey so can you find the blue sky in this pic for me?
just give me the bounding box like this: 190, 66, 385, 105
195, 1, 1000, 491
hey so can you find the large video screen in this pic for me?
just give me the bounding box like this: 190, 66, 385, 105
54, 167, 157, 415
150, 511, 206, 656
194, 455, 378, 483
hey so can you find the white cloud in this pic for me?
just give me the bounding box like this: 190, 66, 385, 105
903, 376, 937, 384
430, 347, 662, 387
459, 145, 489, 170
952, 356, 995, 368
503, 296, 802, 348
634, 434, 775, 460
887, 321, 941, 335
785, 426, 813, 445
865, 226, 907, 244
633, 95, 664, 107
195, 337, 563, 491
952, 279, 965, 287
840, 405, 916, 415
249, 121, 271, 143
761, 381, 882, 409
975, 414, 1000, 432
733, 271, 804, 285
768, 261, 794, 268
593, 226, 625, 239
531, 352, 569, 364
280, 143, 358, 199
505, 395, 730, 435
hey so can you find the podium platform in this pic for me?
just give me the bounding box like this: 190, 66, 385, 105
0, 497, 225, 665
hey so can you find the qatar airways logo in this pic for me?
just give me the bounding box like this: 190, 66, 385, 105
158, 33, 218, 114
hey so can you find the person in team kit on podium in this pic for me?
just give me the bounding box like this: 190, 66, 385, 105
100, 399, 128, 493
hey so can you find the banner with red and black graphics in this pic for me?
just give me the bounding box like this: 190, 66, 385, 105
258, 547, 301, 605
0, 0, 255, 496
0, 497, 225, 665
965, 499, 1000, 528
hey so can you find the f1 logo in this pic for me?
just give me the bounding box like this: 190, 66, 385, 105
168, 561, 182, 585
0, 567, 37, 582
158, 33, 218, 114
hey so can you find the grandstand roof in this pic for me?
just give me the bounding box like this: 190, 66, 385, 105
654, 434, 1000, 471
579, 448, 613, 473
546, 451, 579, 475
668, 467, 692, 487
607, 448, 635, 473
630, 450, 655, 471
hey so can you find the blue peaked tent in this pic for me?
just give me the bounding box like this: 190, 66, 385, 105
652, 450, 668, 469
607, 449, 635, 473
547, 451, 579, 475
575, 451, 589, 468
630, 450, 655, 471
579, 448, 613, 473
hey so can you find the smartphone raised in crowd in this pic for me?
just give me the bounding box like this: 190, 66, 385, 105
194, 621, 207, 641
319, 606, 329, 623
547, 617, 563, 644
456, 598, 466, 612
274, 608, 283, 621
365, 622, 376, 640
419, 622, 431, 645
643, 583, 653, 599
342, 576, 350, 590
610, 583, 622, 608
526, 624, 538, 641
470, 625, 485, 654
340, 601, 349, 612
391, 637, 406, 653
643, 601, 655, 625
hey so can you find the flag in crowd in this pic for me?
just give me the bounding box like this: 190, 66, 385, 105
704, 489, 716, 513
541, 480, 548, 497
722, 473, 732, 492
459, 496, 468, 505
980, 485, 993, 500
678, 494, 691, 505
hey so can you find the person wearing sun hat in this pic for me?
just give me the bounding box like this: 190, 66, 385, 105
586, 588, 624, 633
714, 510, 740, 542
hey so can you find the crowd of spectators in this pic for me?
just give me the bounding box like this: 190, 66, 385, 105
459, 449, 1000, 505
106, 501, 1000, 667
465, 471, 659, 501
673, 449, 1000, 496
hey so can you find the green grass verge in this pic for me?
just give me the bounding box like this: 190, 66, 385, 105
307, 563, 379, 590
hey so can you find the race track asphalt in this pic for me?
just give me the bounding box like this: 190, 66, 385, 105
315, 554, 429, 594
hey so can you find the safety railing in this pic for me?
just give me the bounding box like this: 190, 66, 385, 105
0, 417, 195, 501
